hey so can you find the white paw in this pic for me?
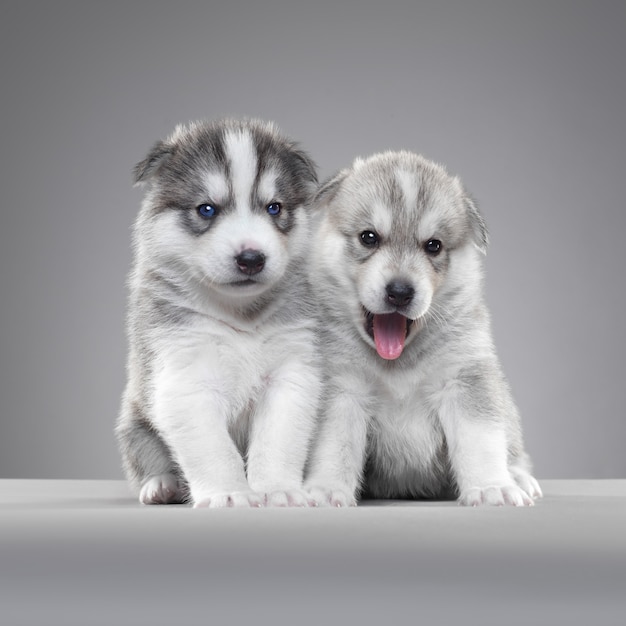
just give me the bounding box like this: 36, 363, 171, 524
459, 483, 534, 507
305, 485, 357, 508
264, 489, 308, 507
511, 469, 543, 500
193, 490, 265, 508
139, 473, 184, 505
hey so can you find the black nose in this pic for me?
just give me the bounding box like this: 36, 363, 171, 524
386, 281, 414, 307
235, 249, 265, 275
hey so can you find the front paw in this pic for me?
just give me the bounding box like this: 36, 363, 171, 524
459, 483, 535, 507
193, 490, 265, 508
511, 469, 543, 500
305, 485, 357, 508
262, 489, 309, 508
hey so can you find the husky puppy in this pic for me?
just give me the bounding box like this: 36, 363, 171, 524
116, 119, 320, 507
305, 151, 542, 507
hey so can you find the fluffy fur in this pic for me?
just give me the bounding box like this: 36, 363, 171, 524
305, 151, 542, 507
116, 119, 321, 507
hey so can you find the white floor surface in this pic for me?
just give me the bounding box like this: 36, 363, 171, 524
1, 479, 625, 626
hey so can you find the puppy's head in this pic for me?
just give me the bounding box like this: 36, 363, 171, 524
133, 119, 317, 306
315, 151, 487, 360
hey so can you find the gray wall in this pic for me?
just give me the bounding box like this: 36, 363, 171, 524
1, 1, 624, 480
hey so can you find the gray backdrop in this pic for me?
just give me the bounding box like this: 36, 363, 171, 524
1, 0, 624, 480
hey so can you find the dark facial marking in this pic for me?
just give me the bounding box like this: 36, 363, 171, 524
179, 203, 223, 236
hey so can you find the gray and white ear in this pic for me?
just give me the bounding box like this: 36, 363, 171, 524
291, 148, 319, 187
132, 140, 173, 185
314, 169, 349, 207
465, 193, 489, 254
288, 147, 319, 203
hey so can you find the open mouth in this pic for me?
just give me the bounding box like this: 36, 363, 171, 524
363, 308, 415, 360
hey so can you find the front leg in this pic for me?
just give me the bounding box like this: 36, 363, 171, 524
304, 381, 370, 507
246, 358, 321, 507
438, 376, 536, 507
153, 349, 263, 508
447, 421, 534, 506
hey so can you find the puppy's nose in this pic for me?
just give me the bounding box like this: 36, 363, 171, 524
386, 281, 414, 307
235, 249, 265, 275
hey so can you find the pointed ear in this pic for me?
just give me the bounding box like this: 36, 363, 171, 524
292, 148, 318, 186
465, 193, 489, 254
314, 169, 349, 206
133, 140, 173, 185
288, 147, 318, 204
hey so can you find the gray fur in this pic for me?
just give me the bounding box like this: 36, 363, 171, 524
305, 151, 541, 506
117, 118, 321, 507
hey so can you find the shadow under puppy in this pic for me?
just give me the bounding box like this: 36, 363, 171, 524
117, 119, 321, 507
305, 151, 542, 507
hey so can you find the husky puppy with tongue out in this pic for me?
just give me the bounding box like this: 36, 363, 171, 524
305, 151, 541, 507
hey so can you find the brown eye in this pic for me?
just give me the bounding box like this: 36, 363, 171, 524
360, 230, 379, 247
425, 239, 442, 255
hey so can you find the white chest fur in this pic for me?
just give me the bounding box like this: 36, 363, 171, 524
363, 362, 448, 497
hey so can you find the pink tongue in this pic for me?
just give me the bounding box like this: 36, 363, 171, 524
373, 313, 407, 360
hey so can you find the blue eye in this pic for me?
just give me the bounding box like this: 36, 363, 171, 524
197, 203, 217, 219
266, 202, 281, 216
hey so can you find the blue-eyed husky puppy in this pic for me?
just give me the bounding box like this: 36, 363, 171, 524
117, 119, 320, 507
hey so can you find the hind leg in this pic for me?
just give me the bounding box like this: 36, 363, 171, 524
116, 401, 187, 504
139, 472, 185, 505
